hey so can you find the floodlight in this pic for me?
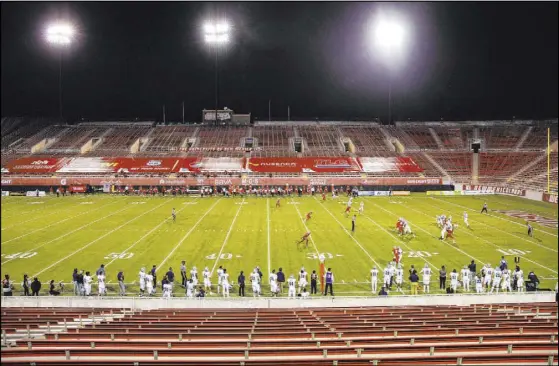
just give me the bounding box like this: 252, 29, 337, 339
375, 20, 405, 51
203, 20, 231, 45
45, 22, 75, 46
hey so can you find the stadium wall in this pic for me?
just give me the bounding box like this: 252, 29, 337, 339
1, 293, 554, 310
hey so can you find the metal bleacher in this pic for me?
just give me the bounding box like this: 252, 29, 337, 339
1, 302, 557, 365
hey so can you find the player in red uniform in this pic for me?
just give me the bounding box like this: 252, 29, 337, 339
322, 192, 326, 201
296, 231, 311, 248
305, 212, 313, 222
396, 220, 403, 235
392, 246, 403, 265
276, 198, 281, 208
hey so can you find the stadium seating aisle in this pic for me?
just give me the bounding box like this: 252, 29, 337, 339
2, 303, 557, 365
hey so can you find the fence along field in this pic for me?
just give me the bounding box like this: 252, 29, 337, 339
1, 194, 557, 296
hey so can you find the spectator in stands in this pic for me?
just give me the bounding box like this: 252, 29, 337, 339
439, 266, 447, 290
49, 280, 60, 296
468, 260, 477, 287
238, 271, 245, 297
31, 278, 41, 296
72, 268, 79, 295
277, 268, 285, 294
117, 270, 125, 296
22, 274, 30, 296
379, 286, 388, 296
409, 270, 419, 295
180, 261, 187, 287
2, 274, 14, 296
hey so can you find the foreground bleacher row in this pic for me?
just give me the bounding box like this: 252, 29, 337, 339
2, 302, 558, 365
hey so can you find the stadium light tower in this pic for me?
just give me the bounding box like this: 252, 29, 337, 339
372, 18, 406, 124
45, 22, 75, 122
204, 20, 231, 126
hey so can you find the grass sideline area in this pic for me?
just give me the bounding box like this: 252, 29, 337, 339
1, 193, 557, 297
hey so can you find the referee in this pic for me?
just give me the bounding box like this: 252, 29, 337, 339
527, 222, 533, 237
351, 215, 356, 233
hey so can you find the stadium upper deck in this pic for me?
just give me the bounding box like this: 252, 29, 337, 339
1, 118, 558, 192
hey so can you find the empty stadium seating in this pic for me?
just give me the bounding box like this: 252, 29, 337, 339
339, 126, 392, 155
88, 126, 152, 157
252, 125, 296, 157
2, 302, 557, 365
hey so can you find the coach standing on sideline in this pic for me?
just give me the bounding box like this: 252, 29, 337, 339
277, 268, 285, 294
117, 270, 125, 296
468, 260, 477, 287
351, 215, 357, 233
323, 268, 334, 296
439, 266, 447, 290
238, 271, 246, 297
180, 261, 187, 287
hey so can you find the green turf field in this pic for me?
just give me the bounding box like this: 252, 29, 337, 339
1, 193, 557, 296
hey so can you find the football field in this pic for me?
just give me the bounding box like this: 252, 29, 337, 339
1, 193, 557, 296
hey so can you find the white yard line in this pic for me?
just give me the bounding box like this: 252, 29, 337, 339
420, 198, 558, 253
1, 200, 67, 219
429, 197, 558, 238
2, 199, 119, 244
291, 198, 320, 256
210, 198, 245, 276
1, 205, 133, 266
313, 197, 381, 268
379, 201, 558, 275
267, 198, 271, 276
105, 202, 191, 269
158, 199, 221, 271
32, 200, 170, 278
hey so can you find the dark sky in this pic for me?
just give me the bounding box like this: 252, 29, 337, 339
1, 2, 557, 123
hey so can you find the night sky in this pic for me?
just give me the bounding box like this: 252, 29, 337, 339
1, 2, 557, 123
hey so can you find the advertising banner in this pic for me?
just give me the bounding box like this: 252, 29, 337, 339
462, 190, 495, 196
542, 193, 558, 204
115, 158, 181, 173
1, 191, 9, 197
1, 176, 445, 187
70, 185, 87, 193
358, 157, 423, 173
462, 185, 525, 197
426, 191, 458, 196
246, 157, 361, 173
391, 191, 411, 196
2, 157, 66, 174
25, 191, 46, 197
57, 157, 117, 173
359, 191, 391, 197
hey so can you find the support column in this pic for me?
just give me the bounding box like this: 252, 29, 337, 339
472, 152, 479, 185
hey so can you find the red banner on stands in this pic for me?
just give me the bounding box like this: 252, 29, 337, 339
542, 193, 558, 204
2, 157, 66, 173
246, 157, 361, 173
462, 185, 526, 197
115, 158, 181, 173
69, 185, 87, 193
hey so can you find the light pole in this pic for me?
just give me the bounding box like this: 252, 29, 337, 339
373, 19, 405, 124
204, 21, 231, 126
45, 22, 75, 122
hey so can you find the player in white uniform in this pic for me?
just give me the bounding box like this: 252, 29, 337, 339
298, 269, 308, 293
216, 266, 224, 295
97, 274, 106, 296
490, 267, 502, 293
359, 201, 364, 214
287, 275, 297, 298
383, 266, 391, 289
422, 264, 431, 293
395, 265, 404, 291
186, 279, 195, 298
450, 269, 459, 292
483, 264, 492, 290
162, 282, 172, 298
402, 222, 414, 237
251, 269, 260, 297
84, 272, 92, 296
515, 267, 524, 293
463, 212, 469, 228
139, 267, 146, 296
269, 270, 278, 296
222, 269, 230, 297
190, 267, 198, 286
461, 266, 470, 292
146, 272, 154, 296
501, 269, 511, 292
370, 267, 379, 293
475, 275, 483, 293
202, 267, 212, 292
